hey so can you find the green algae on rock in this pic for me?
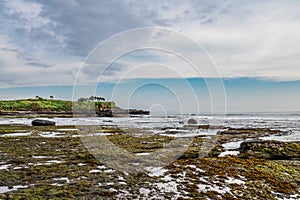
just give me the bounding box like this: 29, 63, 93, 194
239, 140, 300, 160
0, 124, 299, 199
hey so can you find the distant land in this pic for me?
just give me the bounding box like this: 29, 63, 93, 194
0, 96, 149, 117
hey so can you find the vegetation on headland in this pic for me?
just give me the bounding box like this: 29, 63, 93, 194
0, 96, 116, 112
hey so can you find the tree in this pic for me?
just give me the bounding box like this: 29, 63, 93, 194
92, 96, 105, 102
88, 96, 95, 101
35, 96, 43, 100
78, 98, 87, 102
49, 96, 54, 99
96, 96, 105, 101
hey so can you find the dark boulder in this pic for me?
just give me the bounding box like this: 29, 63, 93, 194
164, 131, 178, 134
32, 119, 56, 126
187, 118, 197, 124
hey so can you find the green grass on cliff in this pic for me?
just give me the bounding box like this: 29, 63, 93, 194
0, 98, 115, 112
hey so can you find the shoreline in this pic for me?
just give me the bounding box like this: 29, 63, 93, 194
0, 109, 150, 118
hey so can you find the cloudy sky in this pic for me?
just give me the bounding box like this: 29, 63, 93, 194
1, 0, 300, 112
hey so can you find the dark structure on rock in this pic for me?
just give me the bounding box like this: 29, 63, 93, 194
96, 108, 150, 117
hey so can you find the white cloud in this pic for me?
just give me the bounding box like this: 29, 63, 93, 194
173, 0, 300, 80
4, 0, 52, 32
1, 0, 300, 88
122, 0, 300, 80
0, 34, 80, 88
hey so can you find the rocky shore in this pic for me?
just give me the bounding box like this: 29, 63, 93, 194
0, 122, 299, 199
0, 108, 150, 118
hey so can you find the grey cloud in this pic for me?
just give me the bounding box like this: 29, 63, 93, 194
103, 63, 127, 76
200, 18, 213, 24
0, 75, 14, 83
81, 62, 127, 79
1, 0, 147, 61
153, 19, 172, 26
197, 5, 217, 15
32, 0, 146, 57
160, 5, 169, 11
26, 62, 53, 68
184, 10, 190, 15
1, 3, 60, 63
0, 47, 20, 54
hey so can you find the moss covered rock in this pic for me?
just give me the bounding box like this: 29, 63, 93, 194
239, 140, 300, 160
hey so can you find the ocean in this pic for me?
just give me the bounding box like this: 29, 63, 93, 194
1, 112, 299, 142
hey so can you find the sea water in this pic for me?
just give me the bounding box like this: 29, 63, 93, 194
0, 112, 299, 142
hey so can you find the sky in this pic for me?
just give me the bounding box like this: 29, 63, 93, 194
0, 0, 300, 113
